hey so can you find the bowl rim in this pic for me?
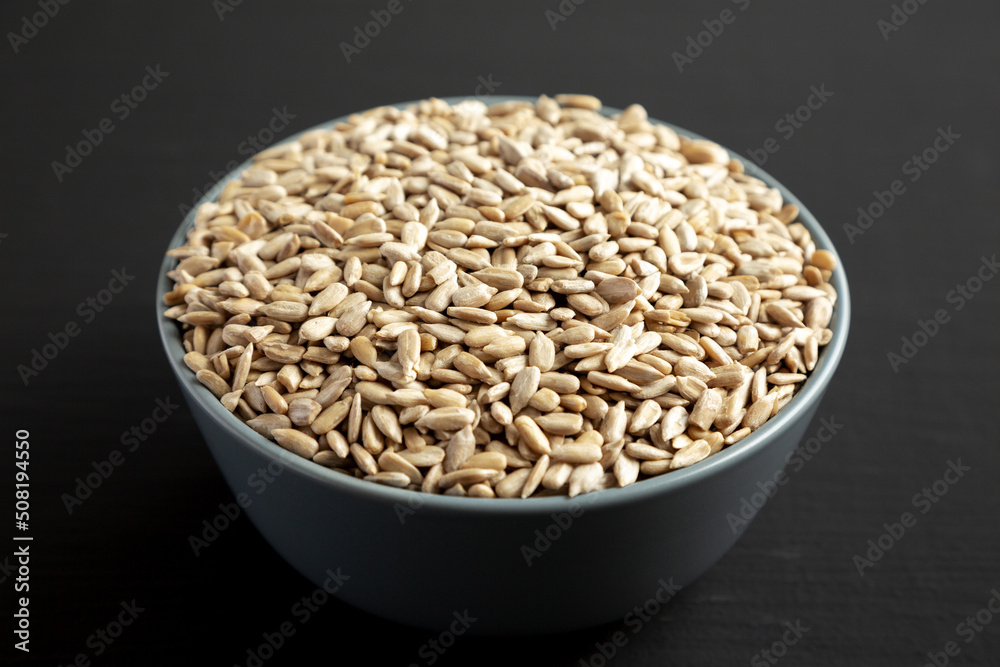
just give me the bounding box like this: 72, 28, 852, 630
156, 94, 851, 515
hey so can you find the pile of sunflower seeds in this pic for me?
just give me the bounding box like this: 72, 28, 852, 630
164, 94, 838, 498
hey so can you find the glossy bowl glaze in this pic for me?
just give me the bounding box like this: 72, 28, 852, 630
157, 96, 850, 635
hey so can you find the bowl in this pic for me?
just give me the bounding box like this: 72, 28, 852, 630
157, 96, 850, 635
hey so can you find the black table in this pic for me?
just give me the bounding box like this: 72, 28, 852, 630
3, 1, 998, 664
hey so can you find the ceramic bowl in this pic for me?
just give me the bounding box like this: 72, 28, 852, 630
157, 96, 850, 635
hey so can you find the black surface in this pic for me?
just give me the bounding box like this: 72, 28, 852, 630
2, 1, 999, 665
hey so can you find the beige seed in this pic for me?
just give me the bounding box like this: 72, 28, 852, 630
300, 317, 337, 341
438, 467, 501, 489
258, 301, 308, 323
661, 406, 689, 440
510, 366, 541, 415
308, 283, 349, 316
804, 334, 819, 371
725, 427, 752, 445
335, 299, 372, 336
534, 413, 584, 435
669, 439, 711, 469
397, 327, 421, 373
482, 336, 526, 358
659, 332, 704, 358
743, 394, 777, 431
805, 297, 834, 330
349, 443, 379, 476
528, 388, 561, 412
628, 400, 663, 435
473, 267, 524, 290
364, 471, 411, 487
514, 415, 552, 455
287, 397, 322, 426
272, 429, 320, 459
625, 442, 672, 461
195, 369, 230, 399
311, 399, 350, 434
378, 449, 422, 485
521, 454, 550, 497
586, 372, 640, 393
767, 332, 797, 366
246, 413, 292, 438
668, 252, 706, 277
230, 343, 253, 391
542, 461, 573, 490
528, 333, 555, 372
371, 404, 404, 442
452, 283, 497, 308
633, 375, 678, 400
496, 468, 532, 498
768, 372, 807, 385
765, 302, 805, 328
415, 407, 476, 431
421, 463, 444, 494
599, 400, 628, 445
551, 442, 602, 464
568, 462, 604, 497
490, 401, 513, 426
260, 342, 305, 365
453, 352, 495, 383
614, 452, 641, 487
424, 388, 468, 409
810, 249, 837, 271
555, 93, 602, 109
398, 446, 446, 467
688, 388, 724, 430
462, 451, 507, 471
596, 277, 640, 303
467, 483, 495, 498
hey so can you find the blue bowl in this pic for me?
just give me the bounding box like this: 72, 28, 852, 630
157, 96, 850, 635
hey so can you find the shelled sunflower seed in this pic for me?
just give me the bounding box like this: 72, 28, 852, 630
165, 95, 838, 498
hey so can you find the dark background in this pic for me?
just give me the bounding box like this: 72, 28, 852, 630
2, 1, 998, 665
